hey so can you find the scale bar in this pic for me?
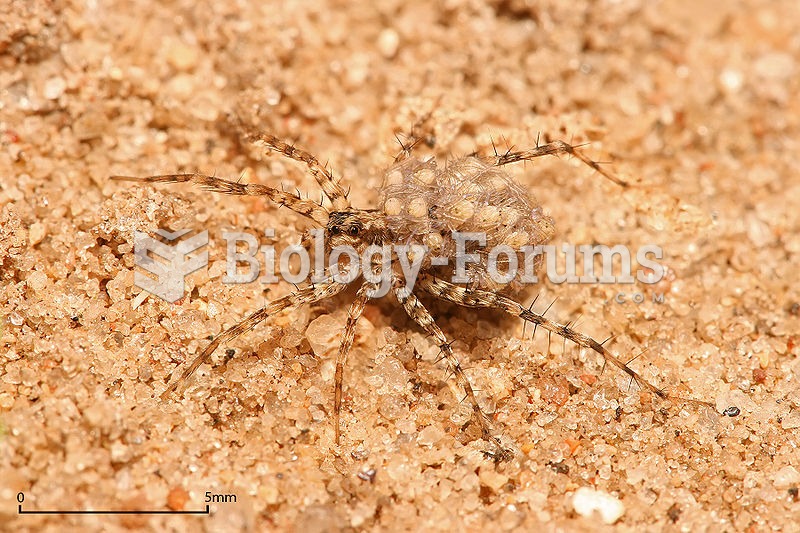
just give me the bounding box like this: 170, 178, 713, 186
19, 504, 211, 515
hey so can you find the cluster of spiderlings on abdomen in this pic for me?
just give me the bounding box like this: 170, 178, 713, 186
378, 155, 556, 293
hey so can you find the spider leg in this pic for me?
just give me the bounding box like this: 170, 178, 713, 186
333, 281, 377, 444
392, 276, 511, 459
393, 98, 442, 162
160, 276, 348, 399
417, 274, 715, 409
110, 173, 329, 225
393, 132, 426, 162
492, 139, 628, 187
236, 126, 350, 211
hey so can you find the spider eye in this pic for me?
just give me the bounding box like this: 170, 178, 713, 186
348, 226, 360, 237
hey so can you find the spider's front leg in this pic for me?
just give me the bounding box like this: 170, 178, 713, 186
391, 276, 511, 459
228, 116, 350, 211
110, 172, 330, 225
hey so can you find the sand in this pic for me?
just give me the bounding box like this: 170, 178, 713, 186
1, 0, 798, 531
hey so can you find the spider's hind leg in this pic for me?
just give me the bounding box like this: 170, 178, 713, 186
418, 274, 716, 410
392, 277, 512, 460
332, 281, 377, 444
159, 276, 348, 399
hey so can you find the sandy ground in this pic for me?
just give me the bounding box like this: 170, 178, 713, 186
1, 0, 799, 531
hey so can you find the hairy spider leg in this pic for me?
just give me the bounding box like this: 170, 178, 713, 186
110, 173, 330, 225
159, 276, 348, 399
418, 274, 715, 409
392, 100, 442, 163
392, 275, 511, 459
234, 121, 351, 210
493, 139, 629, 187
334, 281, 378, 443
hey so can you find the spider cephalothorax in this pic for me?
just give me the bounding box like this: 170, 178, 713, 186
112, 116, 725, 458
325, 209, 390, 252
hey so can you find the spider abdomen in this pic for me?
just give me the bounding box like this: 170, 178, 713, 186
379, 155, 555, 292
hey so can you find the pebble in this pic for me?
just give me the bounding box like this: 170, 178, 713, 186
572, 487, 625, 524
417, 424, 445, 446
8, 312, 24, 326
345, 54, 370, 86
378, 395, 409, 421
478, 468, 508, 492
167, 74, 196, 99
723, 406, 740, 417
305, 314, 341, 357
753, 52, 795, 80
28, 222, 47, 246
719, 68, 743, 93
780, 410, 800, 430
378, 28, 400, 58
773, 466, 800, 489
0, 392, 13, 409
189, 95, 220, 122
43, 77, 66, 100
72, 110, 109, 141
167, 41, 200, 71
27, 271, 48, 294
167, 487, 189, 511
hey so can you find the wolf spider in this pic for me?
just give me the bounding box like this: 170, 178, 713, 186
112, 115, 725, 458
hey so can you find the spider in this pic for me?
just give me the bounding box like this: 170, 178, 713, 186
112, 115, 722, 458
